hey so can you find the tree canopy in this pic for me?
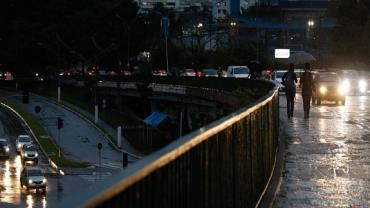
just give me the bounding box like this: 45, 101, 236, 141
331, 0, 370, 66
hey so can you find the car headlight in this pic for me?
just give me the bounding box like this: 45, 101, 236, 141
35, 153, 38, 157
17, 144, 22, 148
319, 86, 327, 94
28, 179, 33, 184
358, 80, 367, 93
4, 147, 9, 152
42, 178, 47, 183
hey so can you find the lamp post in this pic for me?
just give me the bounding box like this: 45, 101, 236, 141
196, 22, 203, 52
307, 19, 315, 53
229, 21, 237, 45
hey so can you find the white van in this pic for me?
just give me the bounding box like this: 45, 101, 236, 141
227, 66, 250, 78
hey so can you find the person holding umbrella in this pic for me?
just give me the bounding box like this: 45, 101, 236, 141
300, 63, 314, 118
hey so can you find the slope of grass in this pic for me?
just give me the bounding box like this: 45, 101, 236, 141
0, 98, 87, 168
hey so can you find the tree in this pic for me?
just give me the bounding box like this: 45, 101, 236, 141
331, 0, 370, 66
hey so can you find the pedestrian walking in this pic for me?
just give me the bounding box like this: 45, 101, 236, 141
300, 63, 314, 118
217, 67, 223, 77
282, 63, 298, 118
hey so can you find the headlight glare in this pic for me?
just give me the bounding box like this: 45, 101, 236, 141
5, 147, 9, 152
43, 178, 47, 183
319, 86, 327, 94
28, 179, 33, 184
359, 80, 367, 93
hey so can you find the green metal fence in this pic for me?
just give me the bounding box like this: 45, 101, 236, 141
61, 85, 279, 208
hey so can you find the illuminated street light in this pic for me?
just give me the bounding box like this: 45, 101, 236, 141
197, 22, 203, 29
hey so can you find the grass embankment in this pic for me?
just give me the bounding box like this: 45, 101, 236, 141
33, 84, 164, 154
0, 98, 88, 168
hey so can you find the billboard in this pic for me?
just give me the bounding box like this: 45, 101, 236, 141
275, 49, 290, 58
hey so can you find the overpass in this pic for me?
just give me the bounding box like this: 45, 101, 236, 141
1, 77, 280, 207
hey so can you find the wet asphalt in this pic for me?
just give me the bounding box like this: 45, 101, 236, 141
0, 100, 118, 208
276, 94, 370, 207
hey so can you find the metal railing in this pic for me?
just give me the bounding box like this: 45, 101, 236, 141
59, 85, 279, 208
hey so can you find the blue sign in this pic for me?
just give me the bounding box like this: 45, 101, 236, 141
160, 16, 170, 39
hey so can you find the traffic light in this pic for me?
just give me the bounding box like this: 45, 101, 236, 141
57, 117, 63, 130
22, 91, 29, 104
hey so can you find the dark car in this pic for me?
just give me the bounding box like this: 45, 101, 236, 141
203, 68, 218, 77
0, 138, 10, 158
312, 71, 346, 105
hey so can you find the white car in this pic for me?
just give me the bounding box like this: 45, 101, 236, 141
16, 135, 33, 153
20, 144, 39, 165
20, 167, 47, 192
226, 66, 251, 78
272, 70, 287, 91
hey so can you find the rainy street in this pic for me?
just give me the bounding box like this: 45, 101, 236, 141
0, 105, 93, 208
277, 93, 370, 207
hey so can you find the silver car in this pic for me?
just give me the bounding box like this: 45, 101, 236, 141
20, 144, 39, 165
20, 167, 47, 192
16, 135, 32, 153
0, 138, 10, 158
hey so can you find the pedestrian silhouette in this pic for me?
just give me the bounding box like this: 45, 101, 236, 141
300, 63, 314, 118
282, 63, 298, 118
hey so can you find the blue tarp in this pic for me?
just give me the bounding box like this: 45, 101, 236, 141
144, 112, 168, 127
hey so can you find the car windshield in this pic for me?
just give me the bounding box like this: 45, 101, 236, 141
27, 169, 43, 176
317, 73, 339, 82
19, 136, 31, 142
234, 67, 249, 74
275, 72, 285, 79
204, 69, 217, 75
342, 70, 359, 78
25, 145, 37, 151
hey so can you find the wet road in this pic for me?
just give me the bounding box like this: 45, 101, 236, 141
0, 105, 95, 207
277, 94, 370, 207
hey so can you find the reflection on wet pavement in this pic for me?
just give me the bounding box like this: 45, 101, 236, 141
277, 95, 370, 207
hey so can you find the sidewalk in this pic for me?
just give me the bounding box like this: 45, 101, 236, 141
276, 94, 370, 207
2, 91, 128, 171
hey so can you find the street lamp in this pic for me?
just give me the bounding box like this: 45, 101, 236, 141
197, 22, 203, 29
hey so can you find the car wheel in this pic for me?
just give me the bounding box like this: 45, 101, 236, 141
42, 188, 46, 193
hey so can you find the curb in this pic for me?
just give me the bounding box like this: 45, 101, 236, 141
0, 102, 64, 177
35, 94, 142, 160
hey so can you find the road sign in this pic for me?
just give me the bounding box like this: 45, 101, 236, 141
160, 16, 170, 39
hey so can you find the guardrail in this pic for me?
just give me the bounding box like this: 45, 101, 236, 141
58, 85, 279, 208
